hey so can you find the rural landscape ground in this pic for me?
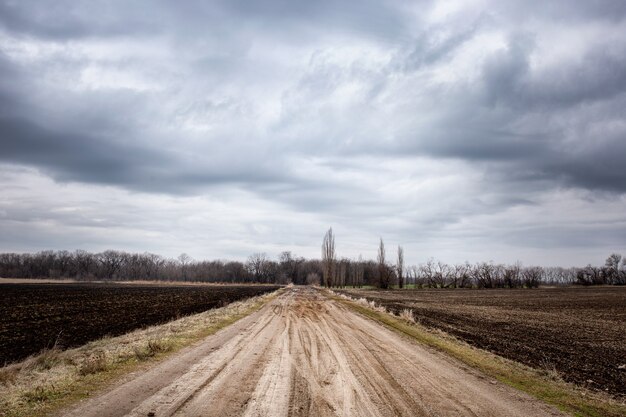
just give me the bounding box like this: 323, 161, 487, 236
0, 283, 280, 364
337, 287, 626, 397
62, 287, 566, 417
2, 1, 625, 416
1, 282, 625, 417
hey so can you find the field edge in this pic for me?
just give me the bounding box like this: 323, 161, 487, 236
332, 292, 626, 417
0, 288, 282, 417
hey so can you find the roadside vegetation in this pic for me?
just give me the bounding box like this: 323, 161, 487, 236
0, 289, 279, 417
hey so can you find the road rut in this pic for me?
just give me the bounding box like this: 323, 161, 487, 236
62, 287, 565, 417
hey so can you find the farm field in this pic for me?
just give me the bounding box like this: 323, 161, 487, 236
337, 287, 626, 398
0, 283, 280, 365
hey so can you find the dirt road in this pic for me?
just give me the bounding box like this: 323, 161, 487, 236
62, 287, 564, 417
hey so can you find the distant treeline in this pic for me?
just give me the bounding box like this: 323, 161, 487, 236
0, 249, 624, 287
406, 256, 626, 288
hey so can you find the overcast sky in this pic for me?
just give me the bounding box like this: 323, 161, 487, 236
1, 1, 625, 266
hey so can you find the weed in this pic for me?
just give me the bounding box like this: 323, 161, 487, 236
24, 347, 62, 372
539, 357, 563, 382
21, 385, 60, 404
134, 339, 173, 361
79, 351, 108, 376
0, 365, 19, 386
399, 308, 415, 323
148, 339, 172, 354
355, 297, 369, 306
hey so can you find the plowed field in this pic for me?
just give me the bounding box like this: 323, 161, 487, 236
337, 287, 626, 397
0, 283, 280, 364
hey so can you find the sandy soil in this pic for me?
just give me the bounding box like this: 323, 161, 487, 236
60, 287, 565, 417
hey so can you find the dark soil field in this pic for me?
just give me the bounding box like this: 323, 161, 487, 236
0, 283, 279, 365
338, 287, 626, 398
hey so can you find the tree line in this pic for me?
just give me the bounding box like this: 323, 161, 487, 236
0, 250, 314, 284
406, 253, 626, 287
0, 234, 624, 287
320, 228, 625, 288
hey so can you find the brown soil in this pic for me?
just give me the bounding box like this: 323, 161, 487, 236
60, 287, 564, 417
0, 283, 279, 364
338, 287, 626, 398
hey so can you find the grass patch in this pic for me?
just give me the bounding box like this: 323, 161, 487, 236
133, 339, 174, 361
20, 385, 63, 404
0, 289, 280, 417
78, 351, 108, 376
0, 367, 19, 386
335, 294, 626, 417
24, 347, 63, 371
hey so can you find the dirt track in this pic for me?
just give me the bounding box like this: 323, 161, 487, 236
62, 287, 564, 417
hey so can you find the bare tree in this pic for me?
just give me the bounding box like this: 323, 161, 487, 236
178, 253, 192, 281
377, 238, 391, 289
452, 263, 471, 288
246, 252, 270, 283
355, 254, 364, 287
279, 251, 304, 284
474, 262, 496, 288
420, 259, 434, 287
306, 272, 321, 285
408, 265, 421, 287
604, 253, 622, 284
397, 246, 404, 289
619, 256, 626, 285
503, 262, 522, 288
434, 261, 450, 288
73, 250, 95, 280
522, 266, 543, 288
321, 228, 336, 287
338, 258, 348, 288
98, 250, 125, 280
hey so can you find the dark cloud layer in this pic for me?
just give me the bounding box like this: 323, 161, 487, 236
0, 0, 625, 264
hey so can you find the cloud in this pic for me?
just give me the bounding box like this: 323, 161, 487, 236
0, 0, 625, 265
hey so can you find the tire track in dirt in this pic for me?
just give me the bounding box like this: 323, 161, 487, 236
61, 287, 565, 417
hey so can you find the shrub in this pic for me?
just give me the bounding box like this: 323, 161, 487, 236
134, 339, 172, 361
399, 308, 415, 323
79, 351, 107, 376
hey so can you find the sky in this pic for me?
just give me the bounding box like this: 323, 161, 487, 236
1, 0, 625, 267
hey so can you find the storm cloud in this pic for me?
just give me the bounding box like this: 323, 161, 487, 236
1, 0, 625, 266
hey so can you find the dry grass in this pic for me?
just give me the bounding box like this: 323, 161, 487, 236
334, 291, 388, 313
0, 289, 280, 417
398, 308, 416, 323
23, 347, 63, 372
335, 293, 626, 417
78, 351, 108, 376
132, 339, 174, 361
0, 367, 19, 386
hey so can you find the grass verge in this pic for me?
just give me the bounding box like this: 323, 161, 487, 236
333, 292, 626, 417
0, 289, 280, 417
